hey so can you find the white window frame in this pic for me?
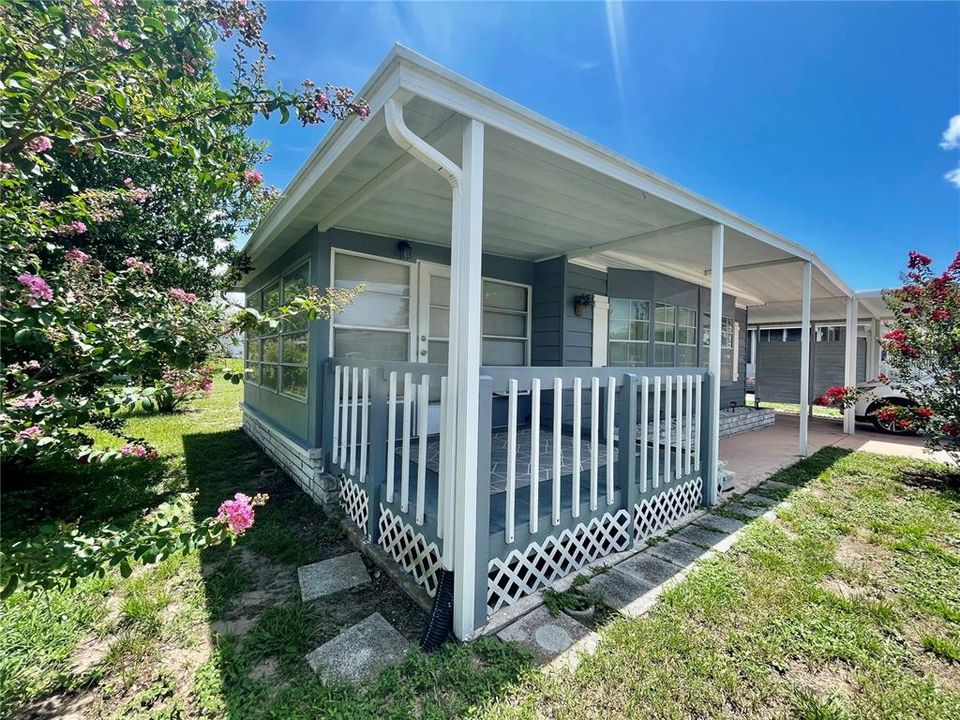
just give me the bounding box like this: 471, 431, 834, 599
329, 247, 418, 362
608, 298, 651, 367
328, 248, 532, 366
279, 257, 311, 403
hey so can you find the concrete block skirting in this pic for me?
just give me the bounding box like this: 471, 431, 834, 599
240, 404, 339, 506
718, 407, 775, 438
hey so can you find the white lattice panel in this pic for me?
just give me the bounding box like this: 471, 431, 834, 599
339, 476, 369, 533
487, 509, 632, 614
634, 476, 703, 540
378, 505, 442, 597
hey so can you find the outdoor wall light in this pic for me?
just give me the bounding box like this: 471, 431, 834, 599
397, 240, 412, 261
573, 293, 594, 317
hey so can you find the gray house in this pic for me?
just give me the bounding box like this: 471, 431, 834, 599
235, 46, 865, 640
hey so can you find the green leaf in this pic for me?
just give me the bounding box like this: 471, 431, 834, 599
99, 115, 118, 131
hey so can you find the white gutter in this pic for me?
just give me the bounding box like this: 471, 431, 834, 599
384, 97, 461, 189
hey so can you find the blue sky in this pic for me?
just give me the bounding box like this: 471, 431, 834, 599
233, 1, 959, 291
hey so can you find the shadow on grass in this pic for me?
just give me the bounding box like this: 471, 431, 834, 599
181, 428, 532, 719
1, 456, 172, 544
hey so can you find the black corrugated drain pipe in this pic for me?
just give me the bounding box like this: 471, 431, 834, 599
420, 568, 455, 651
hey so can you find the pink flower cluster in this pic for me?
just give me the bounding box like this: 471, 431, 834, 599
242, 169, 263, 185
66, 248, 91, 263
217, 493, 256, 535
23, 136, 53, 155
0, 161, 14, 174
169, 288, 197, 303
14, 426, 42, 441
907, 251, 932, 269
17, 273, 53, 305
123, 256, 153, 274
13, 391, 46, 409
119, 443, 159, 459
56, 220, 88, 236
86, 0, 131, 49
123, 177, 150, 203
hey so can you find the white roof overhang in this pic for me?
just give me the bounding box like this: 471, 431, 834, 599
239, 45, 854, 323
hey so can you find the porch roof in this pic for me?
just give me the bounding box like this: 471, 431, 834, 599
240, 45, 855, 321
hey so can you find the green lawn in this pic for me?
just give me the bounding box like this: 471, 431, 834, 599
2, 373, 958, 719
752, 396, 843, 419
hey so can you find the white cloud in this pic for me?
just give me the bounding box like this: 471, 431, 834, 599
940, 114, 960, 150
945, 166, 960, 188
605, 0, 628, 102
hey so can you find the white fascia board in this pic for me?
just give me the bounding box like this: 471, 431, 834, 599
390, 47, 853, 295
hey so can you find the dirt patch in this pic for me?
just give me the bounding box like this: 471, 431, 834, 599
210, 616, 257, 637
785, 659, 857, 700
17, 691, 97, 720
835, 535, 891, 574
249, 657, 279, 681
821, 576, 867, 600
70, 636, 111, 676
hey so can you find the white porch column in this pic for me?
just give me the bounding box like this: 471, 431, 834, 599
450, 119, 485, 639
592, 294, 609, 367
843, 295, 858, 435
868, 317, 882, 379
798, 262, 812, 456
706, 224, 724, 506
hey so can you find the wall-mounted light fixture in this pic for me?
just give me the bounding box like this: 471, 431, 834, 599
573, 293, 594, 317
397, 240, 412, 261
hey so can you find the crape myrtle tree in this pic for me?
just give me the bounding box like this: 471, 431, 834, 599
816, 250, 960, 462
0, 0, 366, 595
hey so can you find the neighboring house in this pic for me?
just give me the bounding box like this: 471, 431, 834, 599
235, 46, 882, 640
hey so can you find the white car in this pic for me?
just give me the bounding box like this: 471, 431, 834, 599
853, 378, 919, 434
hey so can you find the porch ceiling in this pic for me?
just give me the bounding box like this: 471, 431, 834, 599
241, 45, 855, 322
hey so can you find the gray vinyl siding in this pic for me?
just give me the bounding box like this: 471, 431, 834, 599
532, 258, 564, 366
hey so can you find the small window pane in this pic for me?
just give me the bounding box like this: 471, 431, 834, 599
655, 304, 676, 343
281, 332, 308, 365
261, 364, 278, 390
483, 310, 526, 337
262, 337, 279, 363
428, 340, 449, 364
655, 344, 675, 367
335, 254, 409, 295
482, 339, 525, 366
245, 360, 260, 384
610, 341, 647, 366
430, 276, 450, 307
246, 339, 261, 362
263, 283, 280, 312
281, 366, 308, 399
483, 281, 526, 311
334, 329, 409, 361
429, 307, 449, 337
335, 293, 410, 329
678, 345, 697, 366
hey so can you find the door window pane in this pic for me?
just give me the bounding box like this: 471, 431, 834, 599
483, 280, 526, 310
428, 340, 449, 364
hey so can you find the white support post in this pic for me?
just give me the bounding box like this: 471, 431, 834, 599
591, 295, 609, 367
843, 295, 858, 435
798, 262, 812, 457
868, 318, 881, 379
450, 119, 485, 640
707, 224, 724, 506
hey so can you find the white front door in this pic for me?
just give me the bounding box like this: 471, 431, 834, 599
416, 262, 451, 433
416, 262, 451, 365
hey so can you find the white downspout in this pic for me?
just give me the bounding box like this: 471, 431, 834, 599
384, 97, 462, 574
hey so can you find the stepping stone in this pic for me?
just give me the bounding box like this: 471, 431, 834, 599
298, 552, 371, 601
671, 524, 730, 550
695, 513, 746, 535
498, 605, 592, 665
306, 612, 410, 684
616, 552, 683, 587
581, 568, 654, 611
743, 492, 778, 507
648, 539, 708, 568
